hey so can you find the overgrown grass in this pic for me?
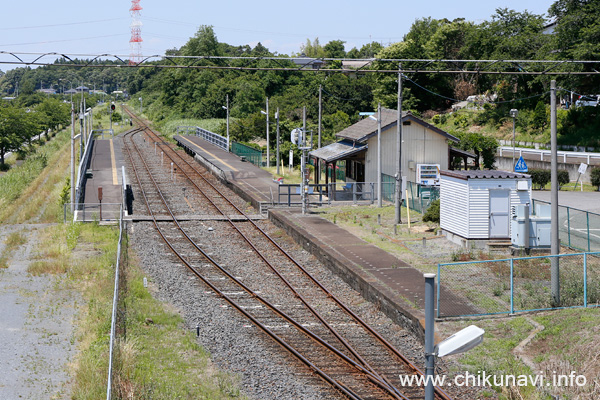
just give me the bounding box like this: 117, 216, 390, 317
31, 222, 245, 399
0, 127, 76, 224
0, 230, 28, 268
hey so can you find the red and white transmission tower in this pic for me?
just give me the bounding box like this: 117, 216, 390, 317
129, 0, 143, 65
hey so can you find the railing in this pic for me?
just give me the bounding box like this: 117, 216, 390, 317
232, 142, 263, 167
177, 125, 229, 152
437, 252, 600, 318
533, 199, 600, 252
74, 128, 95, 210
276, 183, 330, 207
66, 203, 122, 223
498, 146, 600, 165
106, 204, 125, 400
107, 167, 127, 400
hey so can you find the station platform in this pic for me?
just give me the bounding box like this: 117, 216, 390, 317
80, 136, 127, 221
174, 135, 279, 208
174, 134, 476, 338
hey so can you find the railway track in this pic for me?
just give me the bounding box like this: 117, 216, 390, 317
122, 109, 454, 400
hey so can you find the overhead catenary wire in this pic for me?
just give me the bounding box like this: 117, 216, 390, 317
1, 51, 600, 75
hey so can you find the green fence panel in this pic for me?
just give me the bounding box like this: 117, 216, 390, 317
232, 142, 262, 167
438, 252, 600, 318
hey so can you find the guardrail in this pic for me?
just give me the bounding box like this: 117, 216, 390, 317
533, 199, 600, 252
74, 128, 95, 211
438, 252, 600, 318
177, 125, 229, 152
498, 146, 600, 165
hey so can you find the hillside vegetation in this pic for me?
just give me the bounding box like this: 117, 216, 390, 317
2, 1, 600, 160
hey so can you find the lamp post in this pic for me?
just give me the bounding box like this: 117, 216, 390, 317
222, 94, 230, 152
510, 109, 518, 171
424, 273, 484, 400
261, 98, 270, 168
369, 104, 382, 208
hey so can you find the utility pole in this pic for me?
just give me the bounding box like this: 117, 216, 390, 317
550, 80, 560, 306
266, 97, 270, 167
70, 102, 75, 212
318, 84, 322, 149
226, 94, 230, 151
377, 103, 382, 208
318, 84, 323, 185
276, 107, 280, 175
301, 106, 308, 214
396, 63, 403, 224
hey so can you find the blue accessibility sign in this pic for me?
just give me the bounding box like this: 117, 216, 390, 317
514, 156, 528, 173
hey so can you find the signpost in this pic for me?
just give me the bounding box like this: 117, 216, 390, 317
514, 156, 528, 173
574, 163, 588, 191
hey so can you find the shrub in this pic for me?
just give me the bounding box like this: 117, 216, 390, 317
529, 169, 551, 190
557, 170, 570, 188
591, 167, 600, 190
422, 199, 440, 223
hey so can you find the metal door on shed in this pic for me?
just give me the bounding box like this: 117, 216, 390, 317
489, 189, 510, 238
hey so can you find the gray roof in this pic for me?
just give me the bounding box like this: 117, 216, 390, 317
336, 108, 458, 143
309, 139, 367, 163
441, 170, 531, 180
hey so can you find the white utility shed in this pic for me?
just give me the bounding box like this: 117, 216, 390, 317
440, 170, 532, 240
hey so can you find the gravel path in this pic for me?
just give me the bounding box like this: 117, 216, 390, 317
0, 224, 80, 399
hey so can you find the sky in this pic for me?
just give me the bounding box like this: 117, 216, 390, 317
0, 0, 554, 71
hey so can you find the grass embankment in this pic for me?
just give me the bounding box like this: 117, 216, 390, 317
0, 127, 76, 224
31, 222, 244, 399
4, 116, 244, 398
440, 308, 600, 400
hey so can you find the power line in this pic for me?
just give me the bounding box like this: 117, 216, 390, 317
0, 18, 128, 31
1, 52, 599, 76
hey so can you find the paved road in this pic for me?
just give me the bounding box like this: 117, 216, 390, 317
532, 190, 600, 214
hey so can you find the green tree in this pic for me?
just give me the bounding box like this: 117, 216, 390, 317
0, 106, 40, 165
181, 25, 220, 57
300, 38, 325, 57
454, 131, 498, 169
323, 40, 346, 58
531, 101, 548, 132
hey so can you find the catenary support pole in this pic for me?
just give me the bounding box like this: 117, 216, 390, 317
377, 103, 382, 208
70, 102, 75, 212
276, 107, 280, 175
266, 97, 270, 167
550, 80, 560, 306
396, 63, 403, 224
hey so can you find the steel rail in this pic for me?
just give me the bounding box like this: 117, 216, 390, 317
127, 111, 452, 400
129, 114, 401, 396
122, 129, 407, 399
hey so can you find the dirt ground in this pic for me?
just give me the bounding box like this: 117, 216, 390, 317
0, 224, 79, 399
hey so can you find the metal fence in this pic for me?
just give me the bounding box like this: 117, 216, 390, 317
532, 199, 600, 252
177, 125, 229, 152
74, 129, 95, 205
65, 203, 123, 223
437, 252, 600, 318
232, 142, 263, 167
106, 204, 126, 400
406, 181, 439, 214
